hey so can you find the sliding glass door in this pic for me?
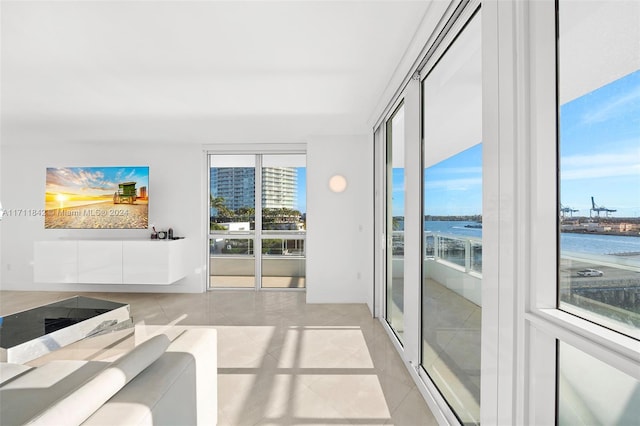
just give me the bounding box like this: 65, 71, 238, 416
421, 10, 482, 425
386, 103, 405, 343
209, 153, 306, 290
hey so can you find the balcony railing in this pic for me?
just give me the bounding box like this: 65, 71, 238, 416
393, 230, 639, 329
425, 232, 483, 275
392, 231, 483, 276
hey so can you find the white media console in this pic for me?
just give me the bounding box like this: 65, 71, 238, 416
34, 239, 187, 285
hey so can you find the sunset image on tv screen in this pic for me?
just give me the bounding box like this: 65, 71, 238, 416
45, 166, 149, 229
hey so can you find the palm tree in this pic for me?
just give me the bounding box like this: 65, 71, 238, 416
210, 196, 232, 218
235, 206, 255, 219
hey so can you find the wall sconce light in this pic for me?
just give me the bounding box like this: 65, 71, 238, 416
328, 175, 347, 193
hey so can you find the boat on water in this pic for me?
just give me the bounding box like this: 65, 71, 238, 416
464, 223, 482, 229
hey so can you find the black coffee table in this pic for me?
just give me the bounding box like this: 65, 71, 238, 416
0, 296, 132, 363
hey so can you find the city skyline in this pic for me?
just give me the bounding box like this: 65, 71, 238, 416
210, 166, 306, 214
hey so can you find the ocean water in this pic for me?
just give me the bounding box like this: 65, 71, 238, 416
560, 232, 640, 256
425, 220, 483, 239
424, 220, 640, 256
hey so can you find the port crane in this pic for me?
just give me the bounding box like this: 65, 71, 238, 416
590, 196, 616, 217
560, 204, 579, 217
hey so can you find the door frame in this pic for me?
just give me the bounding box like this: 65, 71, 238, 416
204, 144, 306, 291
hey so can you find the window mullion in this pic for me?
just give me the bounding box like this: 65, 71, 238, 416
255, 154, 263, 290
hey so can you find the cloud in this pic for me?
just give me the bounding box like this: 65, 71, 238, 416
115, 168, 138, 182
45, 168, 69, 187
561, 147, 640, 180
425, 177, 482, 191
46, 167, 115, 192
429, 166, 482, 175
392, 182, 405, 192
581, 85, 640, 124
562, 165, 640, 180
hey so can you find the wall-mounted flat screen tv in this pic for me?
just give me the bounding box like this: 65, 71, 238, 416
45, 166, 149, 229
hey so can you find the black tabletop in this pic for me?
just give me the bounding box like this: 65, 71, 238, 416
0, 296, 127, 349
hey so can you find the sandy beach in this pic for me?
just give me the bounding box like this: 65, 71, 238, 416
45, 201, 148, 229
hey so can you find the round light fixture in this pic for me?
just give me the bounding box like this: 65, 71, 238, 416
329, 175, 347, 193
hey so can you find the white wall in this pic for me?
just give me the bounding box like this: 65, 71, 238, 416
1, 136, 374, 303
0, 142, 205, 293
306, 135, 373, 305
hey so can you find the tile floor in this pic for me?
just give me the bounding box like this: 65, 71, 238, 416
422, 279, 481, 425
0, 290, 438, 426
378, 275, 481, 425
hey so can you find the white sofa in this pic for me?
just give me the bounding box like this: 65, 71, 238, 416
0, 328, 217, 426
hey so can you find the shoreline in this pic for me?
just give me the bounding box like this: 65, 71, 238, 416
45, 199, 149, 212
44, 201, 148, 229
561, 229, 640, 238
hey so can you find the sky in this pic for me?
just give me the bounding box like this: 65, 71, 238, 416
296, 167, 306, 213
392, 144, 482, 217
392, 69, 640, 218
423, 143, 482, 216
559, 69, 640, 218
46, 166, 149, 198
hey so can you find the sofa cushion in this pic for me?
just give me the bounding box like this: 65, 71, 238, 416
28, 333, 170, 426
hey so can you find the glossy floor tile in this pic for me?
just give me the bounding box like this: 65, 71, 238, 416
0, 290, 439, 426
421, 279, 481, 425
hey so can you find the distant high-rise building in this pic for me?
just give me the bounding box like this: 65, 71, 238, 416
262, 167, 297, 210
210, 167, 297, 214
210, 167, 255, 212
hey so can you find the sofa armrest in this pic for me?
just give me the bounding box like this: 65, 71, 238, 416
165, 329, 217, 426
0, 361, 108, 425
28, 334, 170, 426
83, 328, 217, 426
0, 362, 33, 386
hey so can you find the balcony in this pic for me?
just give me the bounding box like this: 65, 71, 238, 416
393, 230, 639, 424
391, 231, 482, 306
392, 231, 482, 424
390, 231, 640, 331
209, 237, 306, 289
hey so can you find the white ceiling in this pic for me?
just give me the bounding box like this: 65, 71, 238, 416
559, 0, 640, 104
1, 0, 432, 145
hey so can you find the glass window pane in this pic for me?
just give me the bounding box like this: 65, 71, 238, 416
386, 104, 405, 343
209, 154, 256, 288
557, 0, 640, 338
421, 12, 482, 425
210, 155, 256, 230
558, 341, 640, 424
209, 237, 255, 288
260, 154, 306, 289
261, 155, 306, 233
261, 238, 305, 288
